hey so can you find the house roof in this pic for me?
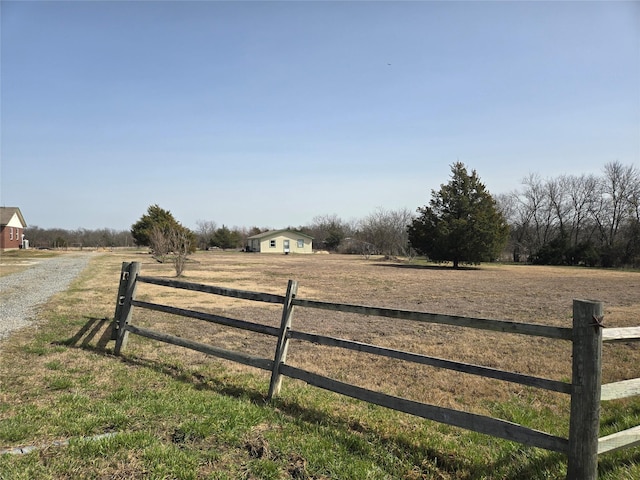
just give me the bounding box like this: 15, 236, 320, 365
248, 229, 314, 240
0, 207, 27, 227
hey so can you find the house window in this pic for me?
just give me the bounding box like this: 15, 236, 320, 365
269, 240, 276, 248
9, 228, 13, 240
297, 239, 304, 248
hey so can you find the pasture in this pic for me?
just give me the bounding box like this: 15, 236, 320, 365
1, 250, 638, 479
0, 248, 58, 277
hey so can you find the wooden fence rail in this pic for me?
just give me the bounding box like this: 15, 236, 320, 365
112, 262, 639, 480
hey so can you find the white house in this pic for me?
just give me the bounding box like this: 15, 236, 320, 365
247, 229, 313, 254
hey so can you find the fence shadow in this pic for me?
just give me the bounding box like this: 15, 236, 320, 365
56, 315, 568, 479
58, 316, 114, 351
108, 262, 639, 477
119, 354, 268, 405
372, 263, 481, 271
598, 449, 640, 476
112, 351, 566, 479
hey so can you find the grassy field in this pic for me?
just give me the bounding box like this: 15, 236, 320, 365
0, 250, 638, 479
0, 249, 59, 277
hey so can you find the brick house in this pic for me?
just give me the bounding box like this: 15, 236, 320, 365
0, 207, 27, 250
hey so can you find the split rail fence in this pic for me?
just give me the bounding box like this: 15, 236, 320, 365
112, 262, 640, 480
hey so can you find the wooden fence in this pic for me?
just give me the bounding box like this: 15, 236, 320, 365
112, 262, 640, 480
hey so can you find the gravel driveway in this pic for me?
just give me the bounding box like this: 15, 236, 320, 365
0, 253, 93, 340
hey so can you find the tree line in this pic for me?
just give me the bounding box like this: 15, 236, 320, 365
497, 161, 639, 267
24, 160, 639, 269
24, 226, 134, 250
25, 206, 416, 259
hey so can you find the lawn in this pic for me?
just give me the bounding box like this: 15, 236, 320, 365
0, 250, 638, 479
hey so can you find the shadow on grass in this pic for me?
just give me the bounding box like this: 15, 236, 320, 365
598, 449, 640, 477
120, 355, 570, 478
57, 316, 114, 350
125, 355, 269, 405
372, 263, 482, 271
59, 318, 572, 479
61, 317, 269, 403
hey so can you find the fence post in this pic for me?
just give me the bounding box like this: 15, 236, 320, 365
114, 262, 141, 355
111, 262, 131, 340
268, 279, 298, 400
567, 299, 603, 480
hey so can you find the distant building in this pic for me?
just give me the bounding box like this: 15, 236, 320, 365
247, 229, 313, 254
0, 207, 27, 250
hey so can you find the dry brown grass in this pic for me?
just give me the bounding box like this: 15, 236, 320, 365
1, 249, 638, 478
0, 249, 58, 277
93, 251, 640, 418
3, 249, 637, 420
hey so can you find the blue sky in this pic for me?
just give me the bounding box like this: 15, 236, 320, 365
1, 1, 638, 231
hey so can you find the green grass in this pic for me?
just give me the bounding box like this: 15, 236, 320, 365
0, 343, 573, 479
1, 254, 639, 479
2, 339, 639, 479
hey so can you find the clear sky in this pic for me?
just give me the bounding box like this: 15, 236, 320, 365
1, 1, 638, 231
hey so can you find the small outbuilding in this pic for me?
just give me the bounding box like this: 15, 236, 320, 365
0, 207, 28, 250
247, 229, 314, 254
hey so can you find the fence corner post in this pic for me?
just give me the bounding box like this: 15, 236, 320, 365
567, 299, 603, 480
268, 279, 298, 400
114, 262, 141, 355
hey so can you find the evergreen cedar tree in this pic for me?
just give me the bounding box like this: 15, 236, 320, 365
131, 204, 197, 254
408, 162, 509, 268
211, 225, 241, 249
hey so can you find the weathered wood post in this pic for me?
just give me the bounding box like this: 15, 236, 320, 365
114, 262, 141, 355
268, 279, 298, 400
111, 262, 131, 340
567, 299, 603, 480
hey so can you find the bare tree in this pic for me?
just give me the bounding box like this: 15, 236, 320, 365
593, 161, 639, 248
307, 214, 351, 251
566, 173, 599, 247
547, 176, 571, 237
496, 192, 527, 261
520, 173, 554, 251
195, 220, 217, 250
509, 163, 639, 266
24, 226, 133, 249
149, 225, 171, 262
170, 227, 192, 276
630, 174, 640, 224
358, 207, 414, 258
